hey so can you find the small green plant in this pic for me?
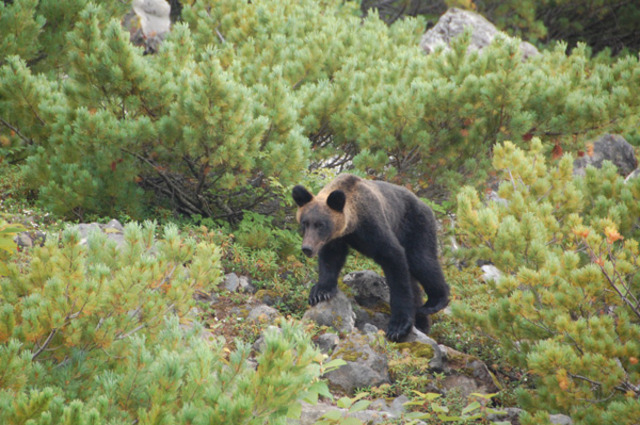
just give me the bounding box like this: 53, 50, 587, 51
403, 391, 508, 424
313, 392, 371, 425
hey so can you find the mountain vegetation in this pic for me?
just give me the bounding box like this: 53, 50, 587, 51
1, 0, 638, 424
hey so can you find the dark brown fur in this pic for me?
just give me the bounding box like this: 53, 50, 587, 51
292, 174, 450, 341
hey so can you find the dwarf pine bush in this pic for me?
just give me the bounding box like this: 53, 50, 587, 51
2, 0, 639, 218
454, 139, 640, 424
0, 223, 325, 424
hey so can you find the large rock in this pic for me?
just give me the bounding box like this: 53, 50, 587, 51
303, 291, 356, 334
133, 0, 171, 52
72, 220, 125, 247
573, 134, 638, 177
420, 8, 538, 59
223, 273, 255, 293
344, 271, 392, 332
398, 327, 445, 370
324, 332, 390, 394
247, 304, 280, 324
438, 345, 501, 397
343, 270, 390, 308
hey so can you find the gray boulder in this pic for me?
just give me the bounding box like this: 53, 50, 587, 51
343, 270, 390, 307
223, 272, 254, 293
72, 220, 126, 247
303, 291, 355, 334
573, 134, 638, 177
481, 264, 502, 283
344, 270, 392, 332
438, 345, 501, 397
421, 8, 538, 59
315, 332, 340, 354
399, 327, 445, 371
353, 304, 390, 333
247, 304, 280, 324
324, 332, 390, 394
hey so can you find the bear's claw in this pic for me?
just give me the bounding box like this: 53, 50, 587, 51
308, 284, 337, 306
386, 316, 413, 342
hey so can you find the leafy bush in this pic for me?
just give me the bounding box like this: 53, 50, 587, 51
454, 139, 640, 424
0, 222, 326, 424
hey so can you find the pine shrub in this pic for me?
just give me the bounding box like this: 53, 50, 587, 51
0, 222, 325, 424
1, 0, 639, 216
454, 139, 640, 424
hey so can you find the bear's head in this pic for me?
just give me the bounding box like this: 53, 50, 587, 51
292, 185, 346, 257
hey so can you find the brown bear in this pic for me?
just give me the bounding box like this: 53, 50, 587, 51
292, 173, 450, 341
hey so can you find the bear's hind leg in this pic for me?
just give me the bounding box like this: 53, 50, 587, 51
412, 278, 431, 333
407, 250, 450, 316
374, 245, 415, 342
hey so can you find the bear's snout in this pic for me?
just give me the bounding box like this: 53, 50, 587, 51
301, 245, 314, 257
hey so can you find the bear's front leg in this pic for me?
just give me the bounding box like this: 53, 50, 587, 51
376, 247, 415, 342
309, 239, 349, 306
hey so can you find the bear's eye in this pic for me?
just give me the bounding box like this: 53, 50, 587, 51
314, 222, 325, 230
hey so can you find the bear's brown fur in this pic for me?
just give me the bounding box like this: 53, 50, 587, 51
292, 174, 449, 341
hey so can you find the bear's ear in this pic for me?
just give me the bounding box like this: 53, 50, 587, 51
292, 185, 313, 207
326, 190, 346, 213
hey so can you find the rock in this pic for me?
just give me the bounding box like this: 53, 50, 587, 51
486, 190, 508, 207
396, 327, 445, 371
75, 223, 101, 244
438, 345, 501, 397
481, 264, 502, 283
70, 220, 127, 247
625, 168, 640, 183
223, 273, 240, 292
252, 325, 280, 352
303, 291, 355, 334
104, 219, 124, 233
223, 273, 253, 294
441, 374, 483, 399
550, 414, 573, 425
354, 304, 390, 333
255, 289, 284, 306
247, 304, 280, 324
343, 270, 390, 307
388, 395, 410, 416
290, 401, 394, 425
344, 271, 393, 332
368, 394, 410, 417
573, 134, 638, 177
14, 232, 33, 249
487, 407, 523, 424
315, 333, 340, 354
132, 0, 171, 53
237, 275, 255, 293
324, 332, 390, 394
420, 8, 538, 59
362, 323, 381, 335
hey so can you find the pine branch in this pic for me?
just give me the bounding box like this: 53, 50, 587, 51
0, 118, 35, 146
32, 328, 58, 361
